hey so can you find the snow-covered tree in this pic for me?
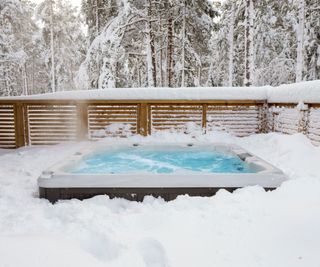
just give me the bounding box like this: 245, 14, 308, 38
210, 0, 319, 87
173, 0, 216, 87
254, 0, 296, 86
208, 0, 245, 87
304, 0, 320, 81
0, 0, 38, 96
77, 0, 216, 89
82, 0, 118, 43
37, 0, 86, 91
1, 0, 319, 95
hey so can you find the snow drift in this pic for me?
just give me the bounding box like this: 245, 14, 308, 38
1, 132, 320, 267
1, 80, 320, 104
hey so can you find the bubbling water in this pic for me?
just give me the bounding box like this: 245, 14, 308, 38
68, 147, 256, 174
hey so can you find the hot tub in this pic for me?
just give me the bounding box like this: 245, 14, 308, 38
38, 143, 288, 202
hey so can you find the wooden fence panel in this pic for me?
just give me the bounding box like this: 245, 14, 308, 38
0, 99, 319, 148
269, 105, 300, 134
0, 104, 16, 148
87, 104, 138, 138
150, 104, 203, 133
27, 104, 78, 145
206, 104, 261, 136
307, 106, 320, 145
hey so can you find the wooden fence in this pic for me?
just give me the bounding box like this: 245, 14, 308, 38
269, 103, 320, 145
0, 99, 319, 148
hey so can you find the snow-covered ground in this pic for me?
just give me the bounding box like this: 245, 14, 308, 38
1, 132, 320, 267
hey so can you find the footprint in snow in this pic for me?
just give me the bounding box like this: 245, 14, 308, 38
137, 238, 170, 267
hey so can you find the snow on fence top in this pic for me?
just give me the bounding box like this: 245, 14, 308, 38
1, 80, 319, 103
267, 80, 320, 103
0, 87, 268, 101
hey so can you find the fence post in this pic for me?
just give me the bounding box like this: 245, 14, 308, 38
13, 102, 25, 148
138, 103, 149, 136
76, 102, 88, 140
259, 102, 269, 133
22, 104, 29, 146
298, 103, 309, 134
202, 104, 207, 133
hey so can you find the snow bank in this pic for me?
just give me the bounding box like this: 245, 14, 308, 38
1, 132, 320, 267
0, 86, 269, 101
1, 80, 319, 103
0, 235, 106, 267
267, 80, 320, 103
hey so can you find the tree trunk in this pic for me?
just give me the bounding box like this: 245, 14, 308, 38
31, 56, 35, 94
138, 61, 142, 87
158, 14, 164, 87
166, 10, 173, 87
159, 42, 164, 87
244, 0, 254, 87
22, 63, 28, 95
228, 1, 235, 87
49, 0, 56, 92
146, 32, 154, 87
95, 0, 100, 36
181, 0, 186, 87
146, 0, 157, 87
296, 0, 305, 82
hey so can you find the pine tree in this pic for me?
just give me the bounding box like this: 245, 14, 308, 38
77, 0, 216, 89
82, 0, 118, 43
0, 0, 41, 96
208, 0, 245, 86
304, 0, 320, 80
173, 0, 216, 87
37, 0, 86, 91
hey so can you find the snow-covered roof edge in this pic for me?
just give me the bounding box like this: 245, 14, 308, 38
0, 80, 319, 103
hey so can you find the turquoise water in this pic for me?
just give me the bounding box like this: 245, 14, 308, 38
68, 147, 256, 174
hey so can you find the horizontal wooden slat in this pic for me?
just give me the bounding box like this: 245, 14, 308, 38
0, 100, 319, 148
150, 104, 203, 134
268, 105, 301, 136
0, 104, 16, 148
308, 108, 320, 143
28, 136, 76, 140
87, 104, 138, 139
26, 104, 78, 145
206, 105, 261, 136
89, 115, 137, 120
